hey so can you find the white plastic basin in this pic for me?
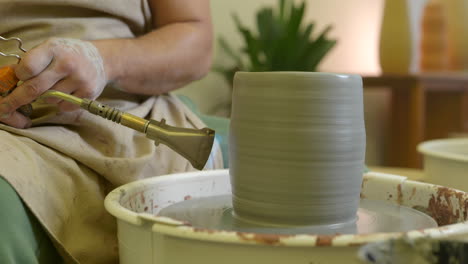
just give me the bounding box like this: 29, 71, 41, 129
418, 138, 468, 192
104, 169, 468, 264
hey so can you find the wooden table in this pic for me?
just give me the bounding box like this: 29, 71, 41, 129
368, 166, 424, 181
363, 73, 468, 168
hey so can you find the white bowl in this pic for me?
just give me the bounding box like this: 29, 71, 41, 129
418, 138, 468, 191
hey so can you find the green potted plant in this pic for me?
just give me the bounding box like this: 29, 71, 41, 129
215, 0, 338, 85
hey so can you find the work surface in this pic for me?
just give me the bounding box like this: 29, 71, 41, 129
369, 166, 424, 181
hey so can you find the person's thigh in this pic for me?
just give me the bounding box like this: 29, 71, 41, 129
0, 177, 62, 264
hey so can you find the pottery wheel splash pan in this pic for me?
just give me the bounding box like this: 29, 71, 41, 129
105, 170, 468, 264
158, 195, 436, 235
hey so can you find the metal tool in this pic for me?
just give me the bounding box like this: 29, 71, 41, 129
0, 36, 215, 170
40, 91, 215, 170
0, 36, 32, 116
0, 36, 27, 60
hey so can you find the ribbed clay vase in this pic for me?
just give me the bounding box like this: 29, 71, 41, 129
229, 72, 366, 227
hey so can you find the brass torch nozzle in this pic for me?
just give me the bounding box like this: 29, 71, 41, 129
145, 119, 215, 170
40, 91, 215, 170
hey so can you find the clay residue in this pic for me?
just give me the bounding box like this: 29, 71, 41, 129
362, 177, 369, 186
360, 178, 369, 199
464, 199, 468, 221
121, 191, 146, 210
349, 241, 366, 247
397, 184, 403, 205
236, 232, 292, 245
184, 195, 192, 201
316, 235, 337, 247
192, 227, 217, 234
140, 192, 145, 204
426, 187, 466, 226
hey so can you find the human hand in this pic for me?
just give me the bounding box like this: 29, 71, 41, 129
0, 38, 107, 128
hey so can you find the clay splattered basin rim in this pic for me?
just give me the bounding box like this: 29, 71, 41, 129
104, 169, 468, 247
418, 138, 468, 163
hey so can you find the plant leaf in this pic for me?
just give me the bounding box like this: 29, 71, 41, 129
256, 7, 277, 69
215, 0, 336, 75
305, 25, 337, 70
233, 13, 262, 70
285, 23, 315, 70
279, 0, 286, 21
267, 3, 284, 70
287, 1, 305, 38
282, 1, 306, 69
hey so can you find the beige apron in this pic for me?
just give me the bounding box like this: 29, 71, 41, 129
0, 1, 224, 263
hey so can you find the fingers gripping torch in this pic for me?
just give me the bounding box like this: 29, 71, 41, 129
0, 36, 215, 170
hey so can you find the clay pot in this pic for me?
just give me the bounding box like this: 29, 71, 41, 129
229, 72, 366, 227
444, 0, 468, 70
420, 0, 449, 71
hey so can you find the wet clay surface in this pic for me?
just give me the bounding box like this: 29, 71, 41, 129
158, 194, 437, 236
230, 72, 366, 227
